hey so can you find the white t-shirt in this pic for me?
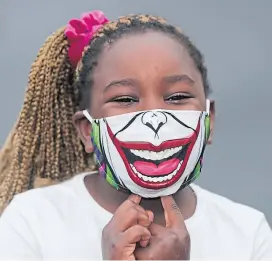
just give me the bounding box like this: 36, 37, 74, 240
0, 172, 271, 260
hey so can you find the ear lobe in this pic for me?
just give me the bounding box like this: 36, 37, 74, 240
72, 111, 93, 153
207, 100, 215, 145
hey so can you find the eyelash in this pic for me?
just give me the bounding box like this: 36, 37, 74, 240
165, 93, 191, 102
111, 96, 138, 104
110, 93, 191, 105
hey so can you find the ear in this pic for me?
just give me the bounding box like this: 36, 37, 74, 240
207, 99, 215, 145
72, 111, 93, 153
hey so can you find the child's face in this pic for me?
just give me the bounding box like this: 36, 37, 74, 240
90, 31, 208, 119
74, 31, 215, 196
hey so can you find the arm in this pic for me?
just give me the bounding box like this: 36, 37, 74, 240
0, 197, 42, 259
251, 214, 272, 259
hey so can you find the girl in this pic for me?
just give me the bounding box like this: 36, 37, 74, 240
0, 11, 271, 260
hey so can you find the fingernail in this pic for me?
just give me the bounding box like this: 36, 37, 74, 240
140, 240, 149, 248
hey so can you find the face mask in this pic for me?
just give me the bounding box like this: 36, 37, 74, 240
83, 100, 210, 198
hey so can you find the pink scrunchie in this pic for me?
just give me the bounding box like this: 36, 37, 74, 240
64, 10, 109, 67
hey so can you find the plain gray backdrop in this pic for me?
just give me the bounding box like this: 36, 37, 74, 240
1, 0, 271, 223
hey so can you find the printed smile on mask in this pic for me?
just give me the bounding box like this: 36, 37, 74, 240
106, 120, 201, 190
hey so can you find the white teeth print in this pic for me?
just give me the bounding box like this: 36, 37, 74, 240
130, 161, 183, 183
130, 146, 182, 161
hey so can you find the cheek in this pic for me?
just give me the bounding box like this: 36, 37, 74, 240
100, 104, 139, 118
91, 102, 132, 118
180, 98, 206, 112
89, 86, 134, 118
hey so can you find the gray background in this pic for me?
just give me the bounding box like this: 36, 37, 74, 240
1, 0, 271, 223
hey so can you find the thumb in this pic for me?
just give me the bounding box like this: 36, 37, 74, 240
146, 210, 154, 223
128, 194, 141, 204
161, 196, 186, 229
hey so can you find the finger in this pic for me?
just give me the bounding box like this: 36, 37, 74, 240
120, 225, 151, 245
139, 238, 149, 248
130, 206, 153, 227
128, 194, 141, 204
136, 210, 152, 227
161, 196, 186, 229
134, 236, 156, 260
117, 197, 146, 216
146, 210, 154, 223
148, 222, 165, 236
116, 199, 148, 216
113, 205, 151, 231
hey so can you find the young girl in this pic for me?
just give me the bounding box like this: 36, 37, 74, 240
0, 11, 271, 260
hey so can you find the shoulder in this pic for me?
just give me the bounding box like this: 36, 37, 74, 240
192, 184, 272, 258
1, 172, 94, 217
189, 184, 272, 258
192, 184, 267, 228
0, 172, 97, 259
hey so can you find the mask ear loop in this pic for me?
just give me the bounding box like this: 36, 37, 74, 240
206, 99, 210, 115
83, 110, 93, 123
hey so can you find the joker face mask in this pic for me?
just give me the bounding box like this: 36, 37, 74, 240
83, 100, 210, 198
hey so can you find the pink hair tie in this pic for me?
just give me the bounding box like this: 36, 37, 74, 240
65, 10, 109, 67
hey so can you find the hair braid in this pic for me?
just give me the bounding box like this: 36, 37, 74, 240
0, 125, 17, 186
0, 27, 95, 212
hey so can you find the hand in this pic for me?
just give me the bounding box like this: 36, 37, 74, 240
102, 194, 153, 260
135, 196, 190, 260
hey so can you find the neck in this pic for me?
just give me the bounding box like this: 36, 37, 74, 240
84, 172, 197, 224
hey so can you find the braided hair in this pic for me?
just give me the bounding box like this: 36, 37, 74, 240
0, 28, 94, 212
0, 13, 210, 212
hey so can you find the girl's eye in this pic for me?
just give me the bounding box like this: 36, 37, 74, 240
166, 93, 191, 103
111, 96, 138, 104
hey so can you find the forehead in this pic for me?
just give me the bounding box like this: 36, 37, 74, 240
92, 31, 200, 86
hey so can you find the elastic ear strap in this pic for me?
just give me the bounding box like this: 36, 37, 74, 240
206, 99, 210, 115
83, 110, 93, 123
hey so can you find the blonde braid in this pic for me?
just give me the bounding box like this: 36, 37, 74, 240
0, 27, 95, 212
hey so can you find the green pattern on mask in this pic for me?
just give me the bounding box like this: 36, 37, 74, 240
193, 160, 201, 178
187, 113, 210, 184
204, 115, 210, 141
92, 121, 120, 189
105, 165, 119, 189
92, 122, 101, 150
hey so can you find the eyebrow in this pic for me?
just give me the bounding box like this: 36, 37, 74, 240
163, 74, 195, 85
103, 74, 194, 92
104, 78, 138, 92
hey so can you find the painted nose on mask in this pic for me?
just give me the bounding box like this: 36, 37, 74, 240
141, 111, 167, 135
